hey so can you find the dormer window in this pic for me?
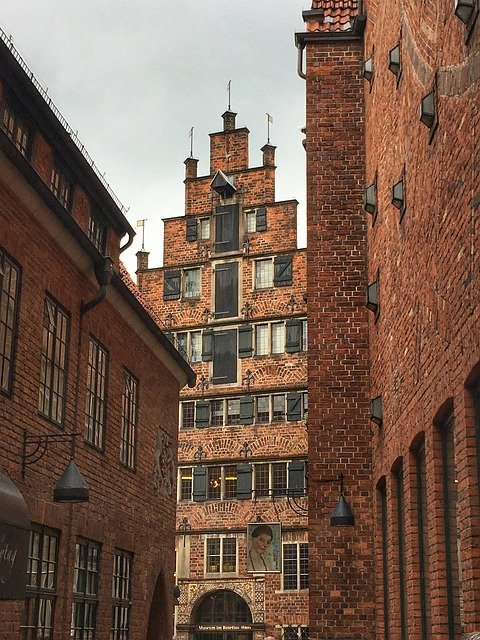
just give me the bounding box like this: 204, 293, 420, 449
51, 162, 73, 212
88, 214, 107, 253
1, 100, 31, 158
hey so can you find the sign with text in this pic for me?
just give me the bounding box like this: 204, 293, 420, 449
0, 521, 29, 600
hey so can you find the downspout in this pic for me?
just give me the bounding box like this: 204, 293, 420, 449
296, 37, 307, 80
119, 228, 134, 254
81, 256, 114, 314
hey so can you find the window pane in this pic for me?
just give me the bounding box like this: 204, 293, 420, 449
222, 538, 237, 573
210, 399, 224, 427
226, 398, 240, 425
190, 331, 202, 362
183, 269, 200, 298
206, 539, 221, 573
254, 464, 270, 497
181, 402, 195, 429
224, 465, 237, 499
255, 325, 269, 356
272, 462, 287, 496
207, 467, 222, 500
255, 260, 273, 289
0, 253, 20, 394
283, 544, 298, 590
179, 468, 193, 500
272, 395, 285, 422
176, 333, 188, 360
256, 396, 270, 423
246, 211, 256, 233
271, 322, 285, 354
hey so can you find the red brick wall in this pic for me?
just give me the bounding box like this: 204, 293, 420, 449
364, 0, 480, 637
304, 33, 374, 639
0, 168, 180, 640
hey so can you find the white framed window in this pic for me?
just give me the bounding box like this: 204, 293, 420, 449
282, 542, 308, 591
205, 535, 238, 575
199, 218, 211, 240
254, 259, 274, 289
271, 322, 285, 354
255, 324, 269, 355
183, 268, 201, 298
246, 210, 256, 233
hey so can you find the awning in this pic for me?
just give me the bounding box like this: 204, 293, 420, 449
0, 469, 31, 600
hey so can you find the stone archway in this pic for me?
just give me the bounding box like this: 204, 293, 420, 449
191, 589, 253, 640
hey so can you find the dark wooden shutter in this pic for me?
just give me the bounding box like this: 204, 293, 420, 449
288, 460, 306, 496
256, 207, 267, 231
237, 463, 253, 500
186, 217, 197, 242
212, 330, 237, 384
239, 396, 254, 424
285, 319, 301, 353
238, 325, 253, 358
195, 401, 209, 428
163, 270, 181, 300
214, 205, 239, 253
193, 467, 207, 501
214, 262, 238, 318
202, 329, 213, 361
273, 255, 293, 286
287, 392, 302, 421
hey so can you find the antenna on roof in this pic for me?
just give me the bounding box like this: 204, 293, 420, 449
136, 219, 147, 250
227, 80, 231, 111
189, 127, 194, 158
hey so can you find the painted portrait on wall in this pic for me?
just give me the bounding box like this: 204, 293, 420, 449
246, 522, 281, 572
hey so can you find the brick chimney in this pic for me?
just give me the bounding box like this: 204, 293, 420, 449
136, 250, 149, 271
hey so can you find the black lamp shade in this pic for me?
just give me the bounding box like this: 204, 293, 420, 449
388, 44, 401, 76
370, 395, 383, 426
330, 494, 355, 526
420, 91, 436, 129
363, 56, 373, 82
454, 0, 476, 23
366, 281, 379, 314
53, 459, 89, 502
364, 183, 376, 215
392, 179, 405, 210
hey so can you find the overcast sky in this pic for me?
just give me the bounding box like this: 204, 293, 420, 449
2, 1, 307, 276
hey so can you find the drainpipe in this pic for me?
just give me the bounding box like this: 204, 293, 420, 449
119, 229, 134, 254
81, 256, 114, 314
296, 37, 307, 80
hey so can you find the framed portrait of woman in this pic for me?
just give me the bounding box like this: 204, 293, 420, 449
246, 522, 281, 572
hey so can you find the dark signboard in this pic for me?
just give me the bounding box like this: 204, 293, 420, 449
0, 470, 31, 600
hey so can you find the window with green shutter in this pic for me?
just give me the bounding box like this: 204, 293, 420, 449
273, 255, 293, 286
163, 270, 181, 300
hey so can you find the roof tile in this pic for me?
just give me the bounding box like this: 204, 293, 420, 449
306, 0, 360, 32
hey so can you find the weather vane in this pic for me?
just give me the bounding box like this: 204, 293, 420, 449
266, 113, 273, 144
189, 126, 194, 158
227, 80, 231, 111
136, 219, 147, 250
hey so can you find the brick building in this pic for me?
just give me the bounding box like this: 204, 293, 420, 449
296, 0, 480, 639
136, 112, 309, 640
0, 30, 194, 640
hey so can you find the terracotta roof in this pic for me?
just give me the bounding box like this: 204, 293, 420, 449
306, 0, 360, 32
119, 263, 164, 327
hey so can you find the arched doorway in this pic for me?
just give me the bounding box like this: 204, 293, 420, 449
192, 590, 253, 640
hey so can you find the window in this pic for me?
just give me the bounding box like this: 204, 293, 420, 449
254, 259, 273, 289
272, 395, 285, 422
199, 218, 210, 240
85, 338, 108, 449
88, 215, 107, 253
227, 398, 240, 425
173, 331, 202, 363
0, 250, 20, 395
214, 262, 238, 318
271, 322, 285, 355
38, 297, 69, 425
179, 467, 193, 500
183, 268, 201, 298
205, 536, 237, 575
190, 331, 202, 362
211, 329, 237, 384
282, 626, 309, 640
176, 333, 188, 360
71, 540, 100, 640
187, 465, 238, 501
24, 526, 59, 640
283, 542, 308, 590
393, 462, 407, 640
163, 268, 201, 300
252, 461, 303, 499
120, 371, 138, 469
181, 402, 195, 429
111, 551, 132, 640
255, 325, 269, 356
50, 163, 73, 211
1, 99, 31, 157
439, 413, 462, 636
254, 464, 270, 498
378, 479, 390, 639
210, 399, 224, 427
245, 207, 267, 233
414, 439, 431, 640
214, 204, 239, 253
256, 396, 270, 423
